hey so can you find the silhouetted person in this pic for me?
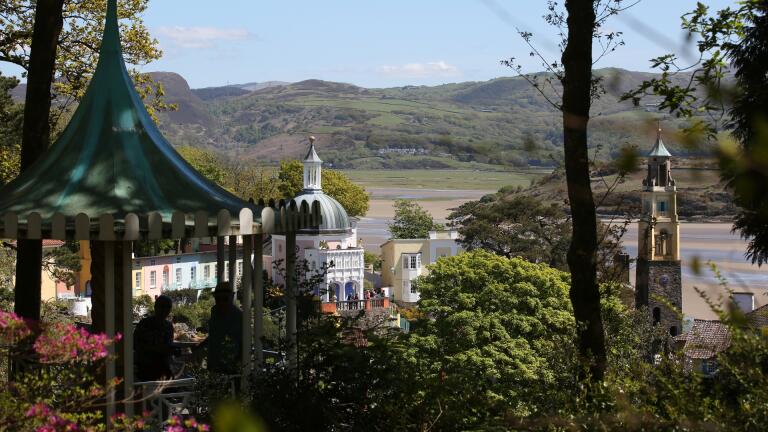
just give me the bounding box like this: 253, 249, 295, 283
206, 282, 242, 374
134, 295, 174, 381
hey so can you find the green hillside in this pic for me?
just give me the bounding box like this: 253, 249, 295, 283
151, 69, 710, 169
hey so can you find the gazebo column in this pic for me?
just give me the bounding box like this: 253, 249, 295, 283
253, 233, 264, 367
216, 237, 225, 284
228, 235, 237, 291
103, 241, 116, 420
286, 231, 297, 371
121, 242, 134, 416
241, 235, 253, 389
14, 239, 43, 321
91, 241, 131, 420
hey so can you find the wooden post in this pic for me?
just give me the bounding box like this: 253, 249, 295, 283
241, 234, 253, 389
228, 235, 237, 292
216, 237, 225, 283
122, 242, 134, 416
104, 242, 116, 422
286, 231, 297, 371
253, 233, 264, 367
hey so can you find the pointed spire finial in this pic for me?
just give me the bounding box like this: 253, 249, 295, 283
309, 135, 316, 145
100, 0, 122, 58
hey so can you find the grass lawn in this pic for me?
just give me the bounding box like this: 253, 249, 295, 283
341, 169, 548, 190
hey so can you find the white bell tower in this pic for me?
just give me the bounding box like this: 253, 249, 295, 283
303, 136, 323, 191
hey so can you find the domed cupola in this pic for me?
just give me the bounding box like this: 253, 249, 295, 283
293, 137, 351, 234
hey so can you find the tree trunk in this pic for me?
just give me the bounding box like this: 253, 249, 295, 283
561, 0, 606, 381
14, 0, 65, 321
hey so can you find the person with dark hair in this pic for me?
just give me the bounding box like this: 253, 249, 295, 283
134, 295, 174, 381
204, 282, 242, 374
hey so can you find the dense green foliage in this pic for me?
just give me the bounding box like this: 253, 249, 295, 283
406, 250, 576, 426
0, 74, 22, 185
388, 199, 443, 239
176, 146, 230, 186
363, 250, 382, 271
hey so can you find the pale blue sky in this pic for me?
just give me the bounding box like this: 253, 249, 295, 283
3, 0, 739, 89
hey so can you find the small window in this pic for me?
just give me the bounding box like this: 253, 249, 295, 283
410, 283, 418, 294
149, 271, 157, 288
135, 272, 141, 289
658, 201, 667, 215
652, 307, 661, 325
175, 268, 182, 284
403, 257, 409, 269
410, 255, 419, 269
190, 267, 196, 281
732, 293, 754, 313
150, 259, 156, 266
162, 269, 169, 285
702, 359, 718, 375
669, 326, 678, 336
204, 265, 210, 280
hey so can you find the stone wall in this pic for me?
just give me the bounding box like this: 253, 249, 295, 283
636, 258, 683, 335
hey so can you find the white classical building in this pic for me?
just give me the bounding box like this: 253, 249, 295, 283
270, 140, 365, 302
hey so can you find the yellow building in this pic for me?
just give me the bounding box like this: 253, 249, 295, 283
380, 230, 462, 304
40, 240, 75, 301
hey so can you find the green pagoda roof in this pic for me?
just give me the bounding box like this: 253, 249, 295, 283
648, 128, 672, 157
0, 0, 319, 240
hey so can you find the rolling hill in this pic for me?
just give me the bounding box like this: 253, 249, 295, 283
149, 68, 708, 170
10, 69, 709, 169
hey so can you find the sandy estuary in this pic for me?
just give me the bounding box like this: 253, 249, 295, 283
358, 186, 768, 321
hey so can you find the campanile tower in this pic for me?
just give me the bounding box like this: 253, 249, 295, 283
635, 126, 683, 336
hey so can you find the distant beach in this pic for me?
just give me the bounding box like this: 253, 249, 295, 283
359, 187, 768, 320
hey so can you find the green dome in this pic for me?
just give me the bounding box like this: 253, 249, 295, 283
294, 190, 351, 234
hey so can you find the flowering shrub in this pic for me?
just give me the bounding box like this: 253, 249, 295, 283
0, 310, 31, 344
0, 311, 208, 431
33, 322, 115, 363
164, 415, 210, 432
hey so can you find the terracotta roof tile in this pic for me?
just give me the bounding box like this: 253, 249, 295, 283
747, 304, 768, 329
682, 319, 731, 359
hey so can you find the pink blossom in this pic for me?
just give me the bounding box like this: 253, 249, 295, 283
0, 311, 32, 344
26, 403, 52, 418
33, 323, 115, 364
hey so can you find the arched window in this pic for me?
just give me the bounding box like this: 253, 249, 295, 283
669, 326, 678, 337
655, 230, 669, 257
652, 307, 661, 325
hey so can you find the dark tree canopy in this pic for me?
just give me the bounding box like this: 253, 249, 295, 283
724, 4, 768, 265
449, 194, 571, 269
